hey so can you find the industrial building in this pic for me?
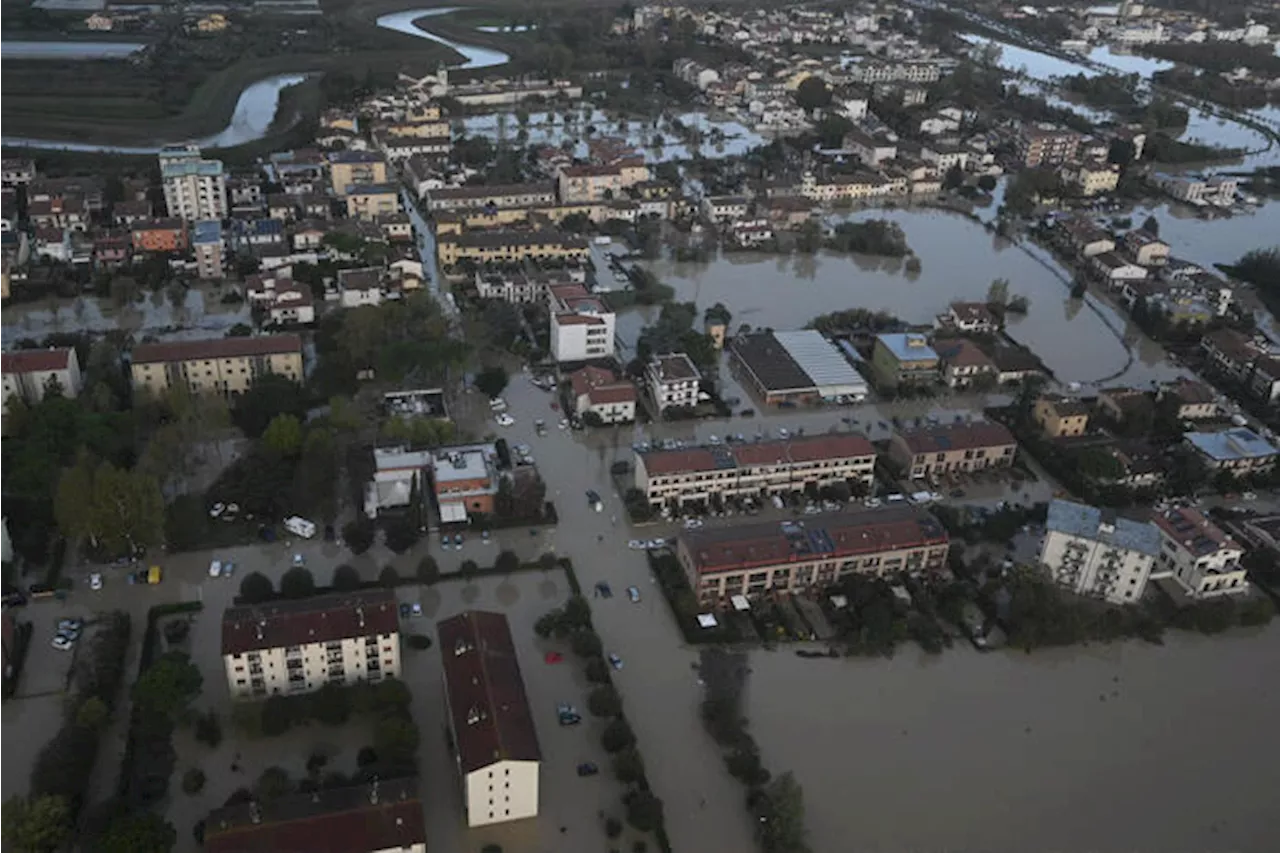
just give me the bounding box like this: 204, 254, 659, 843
730, 330, 869, 406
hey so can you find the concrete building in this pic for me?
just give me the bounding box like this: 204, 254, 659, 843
203, 779, 426, 853
430, 443, 502, 523
1153, 174, 1238, 207
192, 219, 225, 279
636, 433, 876, 509
1184, 428, 1279, 474
436, 230, 589, 268
1039, 499, 1161, 605
1033, 394, 1090, 437
1151, 507, 1248, 599
1122, 229, 1171, 267
871, 333, 939, 386
567, 365, 637, 424
130, 334, 304, 397
934, 339, 997, 389
266, 285, 315, 326
329, 151, 389, 196
338, 267, 385, 308
548, 283, 615, 363
345, 184, 401, 220
160, 145, 228, 222
556, 160, 650, 203
937, 301, 1001, 334
1161, 377, 1218, 421
646, 353, 701, 413
1061, 160, 1120, 196
889, 421, 1017, 481
729, 330, 868, 406
438, 611, 541, 827
221, 590, 401, 700
1016, 124, 1081, 168
677, 508, 950, 606
425, 182, 556, 212
2, 347, 82, 410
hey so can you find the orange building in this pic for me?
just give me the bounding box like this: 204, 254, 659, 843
131, 218, 188, 253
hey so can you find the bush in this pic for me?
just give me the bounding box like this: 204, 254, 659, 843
261, 696, 294, 737
306, 752, 329, 776
612, 747, 645, 784
572, 630, 604, 659
194, 710, 223, 748
459, 559, 479, 579
378, 565, 400, 588
331, 564, 361, 590
406, 634, 432, 650
625, 790, 664, 833
344, 517, 376, 555
182, 767, 206, 795
311, 683, 352, 726
585, 657, 611, 683
162, 619, 190, 645
384, 519, 419, 554
416, 556, 440, 584
279, 567, 316, 599
601, 717, 635, 753
238, 571, 275, 603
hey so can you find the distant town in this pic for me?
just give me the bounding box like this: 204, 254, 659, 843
3, 2, 1280, 853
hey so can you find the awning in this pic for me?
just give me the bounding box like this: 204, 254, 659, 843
439, 502, 468, 524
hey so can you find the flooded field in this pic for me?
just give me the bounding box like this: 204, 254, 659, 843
1, 285, 251, 342
747, 625, 1280, 853
633, 208, 1184, 387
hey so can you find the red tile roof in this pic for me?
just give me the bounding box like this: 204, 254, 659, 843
221, 590, 398, 656
680, 507, 950, 575
132, 334, 302, 366
895, 421, 1016, 455
640, 433, 875, 476
569, 366, 636, 406
204, 778, 425, 853
1, 347, 73, 374
438, 610, 541, 774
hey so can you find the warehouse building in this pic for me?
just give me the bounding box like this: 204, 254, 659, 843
730, 330, 869, 406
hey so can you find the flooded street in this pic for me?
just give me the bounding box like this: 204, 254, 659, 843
747, 626, 1280, 853
633, 208, 1184, 386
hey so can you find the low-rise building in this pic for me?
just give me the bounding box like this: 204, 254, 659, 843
934, 339, 997, 389
646, 353, 701, 413
1033, 394, 1090, 438
266, 285, 315, 326
567, 365, 637, 424
701, 195, 750, 223
221, 590, 401, 700
436, 230, 589, 268
936, 301, 1001, 334
1160, 377, 1218, 420
1201, 328, 1265, 381
425, 182, 557, 213
1060, 159, 1120, 196
438, 610, 541, 827
1057, 216, 1115, 258
889, 421, 1017, 481
1122, 229, 1171, 267
1039, 499, 1160, 605
338, 267, 385, 308
636, 433, 876, 509
329, 150, 389, 196
1091, 251, 1148, 286
430, 443, 503, 523
729, 330, 868, 406
871, 333, 938, 386
548, 283, 615, 363
132, 218, 188, 253
1151, 507, 1248, 599
1183, 428, 1279, 475
130, 334, 304, 397
345, 183, 401, 220
557, 160, 650, 203
2, 347, 82, 410
677, 508, 950, 606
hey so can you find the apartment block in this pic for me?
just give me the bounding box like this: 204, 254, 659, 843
438, 611, 541, 828
2, 347, 82, 410
556, 159, 650, 203
646, 353, 701, 412
160, 145, 228, 222
1151, 507, 1248, 599
1183, 428, 1279, 474
678, 508, 950, 606
426, 182, 557, 213
1016, 123, 1081, 168
889, 421, 1017, 480
1039, 499, 1160, 605
871, 333, 939, 386
1033, 394, 1090, 438
130, 334, 304, 397
636, 433, 877, 509
549, 283, 615, 362
329, 151, 389, 196
345, 183, 401, 220
221, 590, 401, 701
436, 230, 589, 267
192, 219, 225, 279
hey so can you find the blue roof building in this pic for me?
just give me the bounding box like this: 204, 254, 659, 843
192, 220, 222, 246
1041, 498, 1160, 605
1184, 428, 1279, 471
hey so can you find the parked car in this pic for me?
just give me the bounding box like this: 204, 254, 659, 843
454, 534, 464, 549
222, 561, 236, 578
400, 603, 412, 619
495, 413, 515, 427
411, 602, 422, 617
544, 651, 564, 664
577, 762, 599, 777
608, 653, 624, 670
586, 490, 603, 512
208, 560, 222, 578
292, 553, 306, 567
627, 539, 646, 550
51, 634, 75, 651
557, 702, 582, 726
89, 572, 103, 591
646, 538, 666, 549
627, 586, 641, 603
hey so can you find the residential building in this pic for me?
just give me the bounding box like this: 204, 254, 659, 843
345, 184, 401, 220
436, 230, 589, 267
934, 339, 997, 389
1184, 428, 1279, 474
192, 220, 225, 279
221, 590, 401, 700
937, 301, 1001, 334
425, 182, 556, 213
729, 330, 868, 406
889, 421, 1018, 480
159, 145, 228, 222
1153, 174, 1238, 207
132, 218, 188, 253
635, 433, 877, 509
556, 160, 650, 203
1057, 216, 1115, 258
130, 334, 304, 397
1039, 499, 1160, 604
329, 151, 389, 196
677, 508, 949, 606
1161, 377, 1217, 420
474, 266, 583, 303
203, 779, 426, 853
1123, 229, 1171, 267
339, 267, 385, 308
1061, 160, 1120, 196
567, 365, 637, 424
847, 61, 942, 85
1, 158, 35, 188
438, 611, 541, 827
871, 333, 939, 386
1201, 328, 1266, 381
548, 283, 615, 363
429, 443, 502, 523
1091, 251, 1148, 286
2, 347, 82, 409
701, 195, 750, 223
1016, 124, 1081, 168
842, 127, 898, 166
1151, 507, 1248, 599
1248, 355, 1280, 403
266, 285, 315, 326
1033, 394, 1090, 438
646, 353, 701, 412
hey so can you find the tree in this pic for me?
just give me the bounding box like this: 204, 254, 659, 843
986, 277, 1010, 307
232, 375, 309, 439
75, 696, 110, 730
374, 714, 420, 765
255, 767, 293, 802
977, 174, 998, 192
407, 634, 432, 650
261, 695, 294, 736
97, 812, 177, 853
794, 76, 832, 112
384, 519, 419, 554
344, 517, 375, 555
1141, 214, 1160, 236
494, 550, 521, 574
759, 772, 809, 853
182, 768, 206, 795
475, 366, 510, 399
943, 164, 964, 190
588, 685, 622, 718
133, 652, 202, 718
262, 414, 304, 457
3, 795, 73, 853
625, 790, 664, 833
606, 816, 624, 838
194, 710, 223, 748
1107, 137, 1135, 168
378, 565, 400, 588
332, 564, 361, 590
280, 567, 316, 599
1074, 448, 1125, 482
572, 630, 604, 659
53, 454, 95, 542
239, 571, 275, 603
602, 717, 636, 753
612, 747, 645, 784
459, 559, 479, 580
416, 556, 440, 584
311, 683, 352, 725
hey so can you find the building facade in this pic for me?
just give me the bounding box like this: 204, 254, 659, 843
2, 347, 82, 410
871, 333, 939, 386
548, 283, 615, 362
160, 145, 228, 222
646, 353, 701, 412
678, 508, 950, 606
1151, 507, 1248, 599
221, 590, 401, 701
438, 611, 541, 828
130, 334, 304, 397
1033, 394, 1090, 437
329, 151, 389, 195
889, 421, 1017, 480
1039, 499, 1160, 605
568, 365, 637, 424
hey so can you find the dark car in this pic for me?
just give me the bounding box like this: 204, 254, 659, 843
399, 603, 412, 619
576, 762, 599, 777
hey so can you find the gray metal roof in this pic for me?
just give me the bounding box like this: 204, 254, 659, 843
772, 330, 868, 393
1045, 498, 1160, 556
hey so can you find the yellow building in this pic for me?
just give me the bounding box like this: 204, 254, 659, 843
131, 334, 304, 397
556, 161, 650, 203
345, 183, 401, 220
1062, 160, 1120, 197
328, 151, 388, 196
1033, 394, 1090, 438
436, 230, 589, 267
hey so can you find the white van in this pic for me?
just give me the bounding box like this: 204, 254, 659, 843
284, 516, 317, 539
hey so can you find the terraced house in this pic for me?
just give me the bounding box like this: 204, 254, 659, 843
889, 421, 1018, 481
436, 230, 589, 267
677, 508, 950, 606
635, 434, 877, 509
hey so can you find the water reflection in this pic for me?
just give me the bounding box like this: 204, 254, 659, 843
1, 41, 146, 59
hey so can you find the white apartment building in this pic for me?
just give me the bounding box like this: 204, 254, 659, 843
159, 145, 228, 222
221, 590, 401, 701
1039, 499, 1161, 605
646, 353, 701, 412
635, 433, 877, 509
548, 283, 615, 362
339, 267, 385, 308
1151, 507, 1248, 599
2, 347, 83, 411
438, 611, 541, 828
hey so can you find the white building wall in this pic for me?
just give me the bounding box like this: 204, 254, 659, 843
1039, 530, 1154, 605
465, 759, 540, 827
223, 631, 401, 700
551, 314, 616, 362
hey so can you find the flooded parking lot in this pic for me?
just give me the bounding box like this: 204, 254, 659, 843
746, 625, 1280, 853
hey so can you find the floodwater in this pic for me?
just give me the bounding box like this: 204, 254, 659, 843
631, 208, 1182, 386
748, 626, 1280, 853
1, 40, 146, 59
1, 286, 251, 343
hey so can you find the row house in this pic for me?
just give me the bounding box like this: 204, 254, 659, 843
130, 333, 304, 397
475, 265, 584, 303
889, 421, 1018, 481
425, 182, 558, 213
556, 159, 651, 204
436, 230, 589, 268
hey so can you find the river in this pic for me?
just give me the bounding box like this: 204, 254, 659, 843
1, 40, 145, 59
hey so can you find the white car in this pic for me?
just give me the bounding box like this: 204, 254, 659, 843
495, 413, 515, 427
209, 502, 226, 518
627, 539, 646, 550
683, 518, 704, 530
647, 538, 666, 549
208, 559, 222, 578
627, 586, 641, 603
51, 635, 75, 652
89, 572, 103, 591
